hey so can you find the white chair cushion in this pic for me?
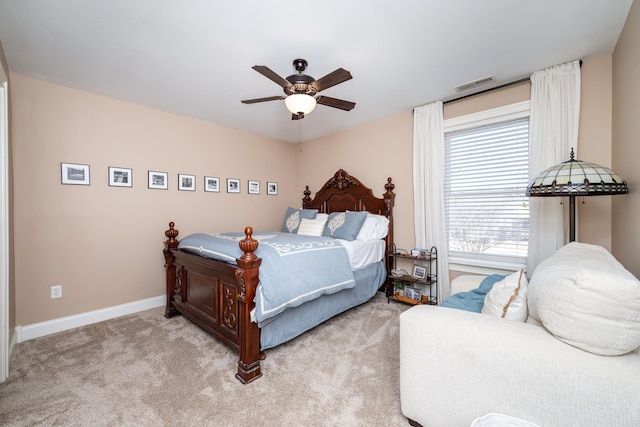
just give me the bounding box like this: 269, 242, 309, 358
527, 242, 640, 356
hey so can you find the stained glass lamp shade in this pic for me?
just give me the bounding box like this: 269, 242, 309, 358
526, 148, 628, 241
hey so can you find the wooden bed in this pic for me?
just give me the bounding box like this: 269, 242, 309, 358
163, 169, 395, 383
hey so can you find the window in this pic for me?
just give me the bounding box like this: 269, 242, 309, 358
444, 101, 529, 271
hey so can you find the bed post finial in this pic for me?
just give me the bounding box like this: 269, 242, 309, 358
303, 185, 311, 203
165, 222, 179, 249
238, 226, 259, 261
384, 177, 395, 213
385, 177, 395, 198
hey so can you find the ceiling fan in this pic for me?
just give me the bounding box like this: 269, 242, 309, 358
241, 59, 356, 120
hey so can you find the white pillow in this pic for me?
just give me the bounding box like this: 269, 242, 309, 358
356, 214, 389, 240
481, 269, 528, 322
528, 242, 640, 356
297, 217, 327, 237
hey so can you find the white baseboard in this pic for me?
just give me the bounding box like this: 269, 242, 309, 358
16, 295, 166, 343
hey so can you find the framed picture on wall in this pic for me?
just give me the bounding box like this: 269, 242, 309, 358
227, 178, 240, 193
204, 176, 220, 192
267, 182, 278, 195
148, 171, 168, 190
248, 180, 260, 195
61, 162, 90, 185
178, 174, 196, 191
108, 166, 132, 187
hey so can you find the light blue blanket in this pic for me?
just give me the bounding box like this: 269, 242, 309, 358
178, 231, 356, 323
441, 274, 506, 312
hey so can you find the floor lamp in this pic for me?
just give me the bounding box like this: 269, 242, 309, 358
526, 148, 628, 242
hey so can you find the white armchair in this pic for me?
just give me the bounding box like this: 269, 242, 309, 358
399, 242, 640, 427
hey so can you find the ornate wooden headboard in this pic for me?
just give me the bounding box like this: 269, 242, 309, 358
302, 169, 395, 291
302, 169, 395, 216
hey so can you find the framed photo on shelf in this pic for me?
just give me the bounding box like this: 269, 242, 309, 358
204, 176, 220, 192
412, 265, 426, 280
248, 180, 260, 195
178, 174, 196, 191
267, 181, 278, 195
227, 178, 240, 193
404, 286, 422, 301
108, 166, 132, 187
148, 171, 168, 190
61, 162, 90, 185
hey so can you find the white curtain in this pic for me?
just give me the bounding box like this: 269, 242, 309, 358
527, 60, 581, 273
413, 101, 450, 302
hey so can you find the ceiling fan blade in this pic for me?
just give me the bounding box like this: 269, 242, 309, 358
241, 96, 285, 104
292, 113, 304, 120
316, 96, 356, 111
252, 65, 292, 88
311, 68, 353, 92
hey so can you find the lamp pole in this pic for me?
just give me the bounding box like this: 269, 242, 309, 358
569, 195, 576, 242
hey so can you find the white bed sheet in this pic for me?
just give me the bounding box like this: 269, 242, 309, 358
338, 238, 386, 270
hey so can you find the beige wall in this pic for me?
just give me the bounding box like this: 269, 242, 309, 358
612, 0, 640, 277
294, 113, 414, 250
297, 56, 618, 280
8, 47, 634, 326
11, 74, 297, 325
578, 56, 614, 249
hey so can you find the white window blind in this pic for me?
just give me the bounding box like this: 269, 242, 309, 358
444, 106, 529, 270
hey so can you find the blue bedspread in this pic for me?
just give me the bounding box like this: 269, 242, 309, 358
441, 274, 506, 312
178, 231, 356, 323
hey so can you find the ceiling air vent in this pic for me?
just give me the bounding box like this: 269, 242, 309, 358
454, 75, 497, 92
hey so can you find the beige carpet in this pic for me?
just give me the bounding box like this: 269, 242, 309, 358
1, 293, 412, 426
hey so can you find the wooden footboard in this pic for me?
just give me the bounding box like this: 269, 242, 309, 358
163, 222, 264, 384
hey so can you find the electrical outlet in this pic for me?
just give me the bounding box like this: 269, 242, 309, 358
51, 285, 62, 299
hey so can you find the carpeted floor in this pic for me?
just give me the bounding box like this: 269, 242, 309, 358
0, 293, 412, 426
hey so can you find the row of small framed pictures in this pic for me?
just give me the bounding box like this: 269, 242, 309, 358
60, 162, 279, 195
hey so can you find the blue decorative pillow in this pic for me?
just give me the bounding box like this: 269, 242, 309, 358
322, 211, 368, 241
281, 207, 318, 233
441, 274, 506, 313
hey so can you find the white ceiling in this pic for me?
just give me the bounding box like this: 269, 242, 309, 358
0, 1, 633, 143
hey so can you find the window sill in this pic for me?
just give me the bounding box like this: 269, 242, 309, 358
449, 256, 527, 276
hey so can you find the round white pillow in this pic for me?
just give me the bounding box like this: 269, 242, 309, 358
527, 242, 640, 356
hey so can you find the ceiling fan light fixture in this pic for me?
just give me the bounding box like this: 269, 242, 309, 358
285, 94, 317, 115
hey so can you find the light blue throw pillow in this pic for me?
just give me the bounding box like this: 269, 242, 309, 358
441, 274, 506, 313
281, 207, 318, 233
322, 211, 368, 241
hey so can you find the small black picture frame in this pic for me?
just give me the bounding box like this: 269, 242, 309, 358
204, 176, 220, 192
248, 180, 260, 195
148, 171, 168, 190
178, 174, 196, 191
61, 162, 90, 185
108, 166, 132, 188
267, 182, 278, 195
227, 178, 240, 193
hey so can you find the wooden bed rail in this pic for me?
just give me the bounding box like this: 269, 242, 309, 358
163, 222, 264, 384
